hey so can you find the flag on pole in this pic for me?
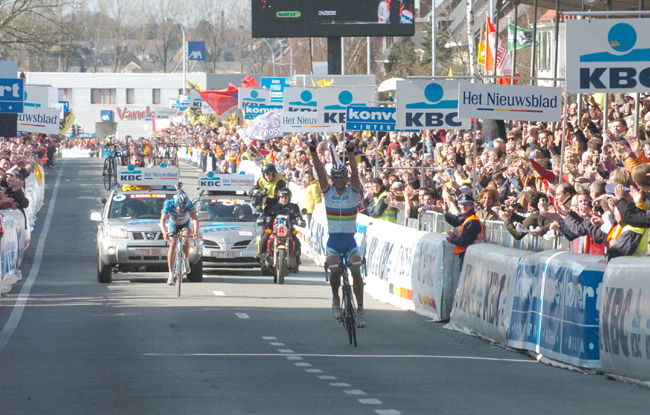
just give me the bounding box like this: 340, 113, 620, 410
477, 41, 486, 67
485, 16, 519, 85
507, 23, 539, 51
198, 84, 239, 115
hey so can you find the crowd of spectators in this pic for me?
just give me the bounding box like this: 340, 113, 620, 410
63, 91, 650, 259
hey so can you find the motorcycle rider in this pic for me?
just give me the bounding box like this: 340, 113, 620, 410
251, 163, 287, 258
261, 188, 304, 273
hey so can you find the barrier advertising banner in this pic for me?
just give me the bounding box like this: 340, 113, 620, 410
364, 220, 423, 311
411, 233, 456, 321
448, 244, 530, 345
395, 80, 470, 130
508, 251, 606, 368
566, 19, 650, 93
600, 258, 650, 383
458, 83, 562, 122
317, 86, 376, 132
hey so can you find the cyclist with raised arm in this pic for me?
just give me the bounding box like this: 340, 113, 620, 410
160, 190, 199, 285
309, 137, 367, 328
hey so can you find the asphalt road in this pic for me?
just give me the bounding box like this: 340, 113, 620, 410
0, 158, 649, 415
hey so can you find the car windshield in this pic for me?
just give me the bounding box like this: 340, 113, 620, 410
197, 197, 256, 222
108, 193, 174, 219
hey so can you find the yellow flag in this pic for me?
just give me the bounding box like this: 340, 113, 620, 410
187, 81, 203, 91
477, 41, 486, 67
447, 68, 454, 79
311, 78, 334, 88
59, 112, 76, 135
33, 163, 43, 184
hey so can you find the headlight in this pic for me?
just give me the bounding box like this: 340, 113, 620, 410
105, 226, 128, 239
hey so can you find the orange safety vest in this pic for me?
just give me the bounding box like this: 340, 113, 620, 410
452, 214, 485, 255
606, 224, 623, 248
228, 152, 236, 163
215, 146, 224, 159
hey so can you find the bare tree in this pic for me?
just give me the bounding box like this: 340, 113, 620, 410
146, 0, 183, 73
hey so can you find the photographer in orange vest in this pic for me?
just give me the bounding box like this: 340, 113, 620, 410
443, 193, 485, 266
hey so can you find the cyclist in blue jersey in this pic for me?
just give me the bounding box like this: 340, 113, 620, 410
309, 137, 367, 328
160, 190, 199, 285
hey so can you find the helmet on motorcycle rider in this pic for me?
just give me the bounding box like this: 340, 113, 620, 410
277, 188, 292, 206
330, 163, 348, 177
261, 163, 277, 177
174, 190, 190, 210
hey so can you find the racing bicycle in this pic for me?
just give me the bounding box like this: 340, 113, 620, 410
326, 256, 366, 347
168, 231, 191, 297
102, 148, 123, 191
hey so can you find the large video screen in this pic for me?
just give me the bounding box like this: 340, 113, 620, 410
252, 1, 415, 38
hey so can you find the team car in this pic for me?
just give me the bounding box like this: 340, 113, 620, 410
193, 173, 261, 268
90, 166, 206, 283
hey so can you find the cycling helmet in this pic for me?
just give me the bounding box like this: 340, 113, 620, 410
261, 163, 277, 176
330, 163, 348, 176
174, 190, 190, 209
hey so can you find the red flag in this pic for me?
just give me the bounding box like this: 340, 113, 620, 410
486, 16, 519, 85
241, 75, 260, 88
198, 83, 239, 115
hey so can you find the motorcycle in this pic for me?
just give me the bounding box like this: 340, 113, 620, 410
259, 212, 306, 284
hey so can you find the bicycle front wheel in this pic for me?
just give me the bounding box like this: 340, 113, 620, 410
175, 255, 183, 298
102, 158, 111, 191
342, 283, 357, 346
111, 157, 119, 189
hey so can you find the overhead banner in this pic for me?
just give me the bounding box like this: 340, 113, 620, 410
458, 83, 562, 122
599, 258, 650, 383
238, 88, 271, 108
261, 77, 292, 103
317, 86, 376, 132
345, 106, 418, 132
507, 251, 606, 368
566, 19, 650, 93
395, 80, 470, 130
17, 108, 60, 134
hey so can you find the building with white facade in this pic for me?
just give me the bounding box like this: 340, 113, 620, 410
25, 73, 253, 138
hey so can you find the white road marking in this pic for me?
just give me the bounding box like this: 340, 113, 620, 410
330, 383, 350, 387
262, 336, 277, 340
286, 356, 303, 361
375, 410, 401, 415
360, 399, 382, 405
344, 390, 366, 395
270, 342, 285, 346
235, 313, 250, 319
294, 363, 312, 367
318, 376, 337, 380
213, 291, 225, 296
0, 164, 65, 353
306, 369, 323, 373
278, 349, 294, 353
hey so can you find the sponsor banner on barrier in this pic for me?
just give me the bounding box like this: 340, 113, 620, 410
411, 233, 454, 321
508, 251, 606, 368
0, 214, 18, 276
395, 80, 470, 130
449, 244, 529, 344
365, 220, 423, 310
566, 19, 650, 93
600, 258, 650, 382
458, 83, 562, 122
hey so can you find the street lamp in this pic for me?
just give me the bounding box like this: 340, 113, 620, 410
262, 38, 276, 76
165, 17, 186, 96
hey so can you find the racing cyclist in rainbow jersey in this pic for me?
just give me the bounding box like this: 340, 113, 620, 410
309, 137, 367, 328
160, 190, 199, 285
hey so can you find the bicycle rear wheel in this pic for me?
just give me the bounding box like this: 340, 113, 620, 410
111, 157, 118, 189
